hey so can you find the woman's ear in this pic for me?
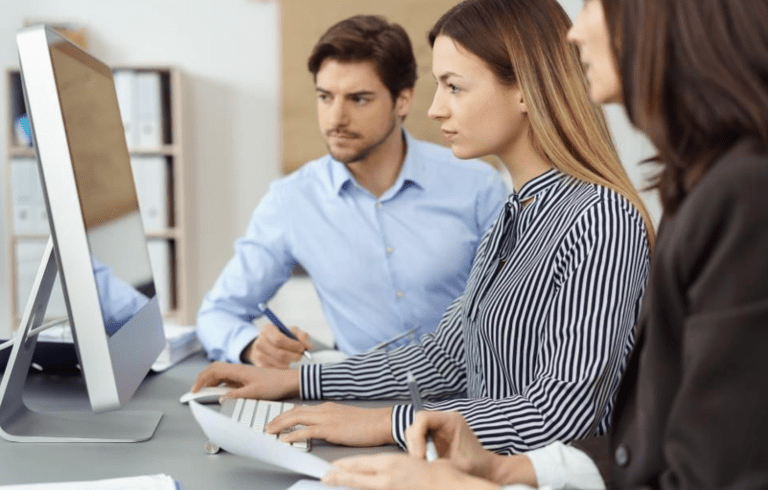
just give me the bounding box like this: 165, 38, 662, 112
518, 89, 528, 115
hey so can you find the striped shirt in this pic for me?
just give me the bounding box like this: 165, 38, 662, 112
300, 170, 649, 454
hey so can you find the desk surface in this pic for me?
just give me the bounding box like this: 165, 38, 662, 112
0, 353, 400, 488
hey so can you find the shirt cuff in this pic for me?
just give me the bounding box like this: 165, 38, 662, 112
226, 324, 261, 364
526, 441, 605, 490
299, 364, 324, 400
391, 404, 414, 449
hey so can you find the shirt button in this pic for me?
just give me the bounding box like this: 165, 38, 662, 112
396, 290, 404, 298
614, 444, 630, 467
376, 201, 383, 209
386, 247, 394, 254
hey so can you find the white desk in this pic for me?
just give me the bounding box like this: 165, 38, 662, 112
0, 352, 400, 488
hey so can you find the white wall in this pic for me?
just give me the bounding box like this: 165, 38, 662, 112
0, 0, 660, 341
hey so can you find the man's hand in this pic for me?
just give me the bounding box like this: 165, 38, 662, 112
266, 403, 395, 447
191, 362, 300, 400
246, 323, 313, 368
406, 411, 536, 486
323, 454, 499, 490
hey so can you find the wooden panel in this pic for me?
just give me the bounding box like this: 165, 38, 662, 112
281, 0, 459, 174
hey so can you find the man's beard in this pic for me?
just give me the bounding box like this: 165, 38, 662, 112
326, 115, 398, 164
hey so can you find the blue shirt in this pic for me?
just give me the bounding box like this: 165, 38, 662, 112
197, 131, 508, 362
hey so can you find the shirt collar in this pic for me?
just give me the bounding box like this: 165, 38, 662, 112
513, 168, 563, 202
329, 130, 425, 197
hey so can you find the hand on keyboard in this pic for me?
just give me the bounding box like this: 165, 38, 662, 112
264, 402, 395, 447
229, 398, 310, 451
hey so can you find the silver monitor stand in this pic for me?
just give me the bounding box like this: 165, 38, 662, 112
0, 239, 162, 443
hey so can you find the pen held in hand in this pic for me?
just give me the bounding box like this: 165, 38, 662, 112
407, 371, 439, 462
258, 303, 312, 360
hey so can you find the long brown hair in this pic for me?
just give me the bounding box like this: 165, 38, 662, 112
604, 0, 768, 214
429, 0, 656, 249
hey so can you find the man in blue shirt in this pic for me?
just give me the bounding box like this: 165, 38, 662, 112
196, 15, 507, 367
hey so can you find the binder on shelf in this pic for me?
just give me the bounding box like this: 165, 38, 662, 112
10, 157, 48, 235
147, 239, 171, 313
113, 69, 138, 149
15, 241, 67, 319
135, 71, 163, 149
130, 156, 169, 231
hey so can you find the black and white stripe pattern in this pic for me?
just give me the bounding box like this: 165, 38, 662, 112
300, 170, 649, 454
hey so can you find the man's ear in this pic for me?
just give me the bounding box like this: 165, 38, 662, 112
395, 88, 415, 118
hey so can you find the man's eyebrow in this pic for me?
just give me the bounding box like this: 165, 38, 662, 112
345, 91, 376, 98
315, 87, 376, 98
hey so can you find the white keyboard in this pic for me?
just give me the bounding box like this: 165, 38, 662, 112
226, 398, 310, 451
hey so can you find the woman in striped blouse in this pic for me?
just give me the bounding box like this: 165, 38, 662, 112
192, 0, 654, 455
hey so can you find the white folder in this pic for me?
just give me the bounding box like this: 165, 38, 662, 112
10, 158, 40, 235
135, 72, 162, 149
146, 239, 171, 313
130, 156, 168, 231
113, 70, 138, 149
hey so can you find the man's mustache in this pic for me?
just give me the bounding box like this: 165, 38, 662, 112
326, 129, 361, 138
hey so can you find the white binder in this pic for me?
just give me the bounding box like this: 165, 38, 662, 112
130, 156, 168, 232
10, 158, 48, 235
146, 239, 171, 313
113, 70, 138, 149
135, 72, 162, 149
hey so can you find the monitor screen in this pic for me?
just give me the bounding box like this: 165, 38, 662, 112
49, 40, 156, 336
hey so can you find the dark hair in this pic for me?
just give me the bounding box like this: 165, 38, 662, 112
307, 15, 417, 101
605, 0, 768, 214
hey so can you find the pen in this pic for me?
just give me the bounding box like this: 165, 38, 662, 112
258, 303, 312, 360
407, 371, 439, 462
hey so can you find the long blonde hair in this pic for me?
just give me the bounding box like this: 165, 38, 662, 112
429, 0, 656, 250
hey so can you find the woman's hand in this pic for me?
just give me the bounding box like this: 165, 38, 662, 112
323, 454, 499, 490
407, 411, 536, 486
266, 403, 395, 447
191, 361, 300, 400
406, 411, 494, 477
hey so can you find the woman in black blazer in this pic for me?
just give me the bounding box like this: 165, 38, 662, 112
322, 0, 768, 488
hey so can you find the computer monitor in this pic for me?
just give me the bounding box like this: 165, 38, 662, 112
0, 25, 166, 442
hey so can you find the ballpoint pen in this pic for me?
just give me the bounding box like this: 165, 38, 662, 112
407, 371, 439, 462
258, 303, 312, 360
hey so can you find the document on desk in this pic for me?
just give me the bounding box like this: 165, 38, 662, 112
0, 474, 178, 490
190, 401, 333, 479
288, 480, 354, 490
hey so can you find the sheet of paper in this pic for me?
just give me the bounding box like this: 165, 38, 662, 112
287, 479, 354, 490
291, 349, 349, 367
0, 474, 177, 490
189, 401, 333, 479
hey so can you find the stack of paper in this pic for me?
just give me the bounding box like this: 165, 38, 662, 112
151, 324, 202, 372
0, 474, 178, 490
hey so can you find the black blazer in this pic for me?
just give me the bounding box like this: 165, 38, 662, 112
574, 139, 768, 489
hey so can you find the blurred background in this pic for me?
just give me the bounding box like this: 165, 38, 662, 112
0, 0, 659, 345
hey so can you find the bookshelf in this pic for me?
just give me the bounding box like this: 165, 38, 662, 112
4, 65, 192, 329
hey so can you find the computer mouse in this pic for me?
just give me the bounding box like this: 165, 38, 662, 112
179, 386, 231, 404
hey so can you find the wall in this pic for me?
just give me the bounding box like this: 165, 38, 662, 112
0, 0, 660, 341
